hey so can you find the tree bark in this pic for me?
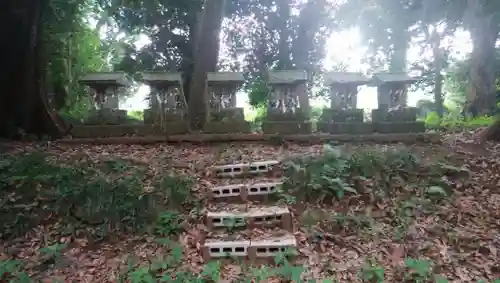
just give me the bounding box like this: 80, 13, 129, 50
465, 0, 499, 116
0, 0, 65, 138
276, 0, 292, 69
187, 0, 225, 131
430, 28, 444, 117
389, 25, 409, 73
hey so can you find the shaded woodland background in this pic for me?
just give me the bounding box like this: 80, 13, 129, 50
1, 0, 499, 138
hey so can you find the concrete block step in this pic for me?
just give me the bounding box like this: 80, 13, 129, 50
200, 234, 297, 262
210, 160, 279, 177
208, 181, 282, 201
205, 204, 292, 232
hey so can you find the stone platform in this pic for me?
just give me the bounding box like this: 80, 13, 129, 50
70, 123, 189, 138
204, 121, 251, 134
262, 121, 312, 134
318, 121, 425, 134
58, 132, 440, 145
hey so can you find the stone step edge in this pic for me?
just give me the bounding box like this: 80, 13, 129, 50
209, 181, 282, 200
210, 160, 280, 177
201, 235, 297, 261
205, 206, 292, 231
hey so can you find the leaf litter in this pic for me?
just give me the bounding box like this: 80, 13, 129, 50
0, 133, 499, 282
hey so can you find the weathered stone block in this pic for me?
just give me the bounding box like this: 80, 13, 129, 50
144, 109, 185, 124
205, 206, 292, 232
204, 121, 251, 133
320, 109, 363, 122
84, 109, 128, 125
162, 122, 190, 135
318, 122, 374, 134
262, 121, 312, 134
211, 107, 245, 122
372, 107, 418, 122
373, 121, 425, 133
71, 125, 159, 138
264, 110, 308, 122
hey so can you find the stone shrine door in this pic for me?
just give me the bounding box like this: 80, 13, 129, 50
269, 85, 300, 113
207, 72, 244, 114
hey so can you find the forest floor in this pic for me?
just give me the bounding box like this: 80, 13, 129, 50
0, 131, 499, 282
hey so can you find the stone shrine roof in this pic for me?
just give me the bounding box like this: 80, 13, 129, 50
207, 72, 245, 83
267, 70, 308, 84
323, 72, 369, 85
140, 72, 183, 85
370, 72, 417, 85
78, 72, 130, 86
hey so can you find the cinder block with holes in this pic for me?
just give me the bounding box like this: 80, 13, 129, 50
209, 181, 282, 202
209, 184, 247, 202
211, 160, 279, 177
205, 206, 292, 231
201, 235, 297, 262
244, 181, 282, 200
201, 239, 250, 261
247, 206, 292, 231
247, 235, 297, 261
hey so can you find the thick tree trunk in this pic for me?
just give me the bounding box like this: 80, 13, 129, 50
389, 25, 409, 73
187, 0, 225, 131
0, 0, 65, 138
292, 0, 327, 117
276, 0, 292, 69
465, 0, 499, 116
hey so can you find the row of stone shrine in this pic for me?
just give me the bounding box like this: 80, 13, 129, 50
78, 70, 417, 114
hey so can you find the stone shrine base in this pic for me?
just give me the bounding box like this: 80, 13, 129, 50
204, 121, 251, 134
318, 121, 425, 134
373, 121, 425, 133
318, 122, 374, 135
58, 132, 440, 145
71, 123, 189, 138
262, 121, 312, 134
84, 109, 128, 125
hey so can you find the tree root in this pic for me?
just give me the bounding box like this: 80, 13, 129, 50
477, 118, 500, 143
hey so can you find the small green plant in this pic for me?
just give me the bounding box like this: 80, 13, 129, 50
157, 174, 194, 209
404, 258, 432, 282
0, 260, 30, 283
154, 211, 184, 236
39, 243, 67, 267
359, 258, 385, 283
331, 213, 374, 233
222, 217, 245, 232
129, 266, 155, 283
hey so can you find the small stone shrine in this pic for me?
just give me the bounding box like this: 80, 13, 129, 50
205, 72, 250, 133
140, 72, 189, 134
262, 70, 311, 134
78, 72, 130, 124
371, 72, 425, 133
319, 72, 373, 134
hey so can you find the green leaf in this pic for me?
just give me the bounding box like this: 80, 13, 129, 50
434, 275, 449, 283
342, 186, 357, 194
425, 186, 447, 196
336, 189, 344, 199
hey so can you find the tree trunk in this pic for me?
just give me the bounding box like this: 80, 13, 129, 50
389, 25, 409, 73
478, 118, 500, 142
431, 29, 444, 118
291, 0, 326, 117
276, 0, 292, 69
0, 0, 65, 139
465, 0, 499, 116
187, 0, 225, 131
